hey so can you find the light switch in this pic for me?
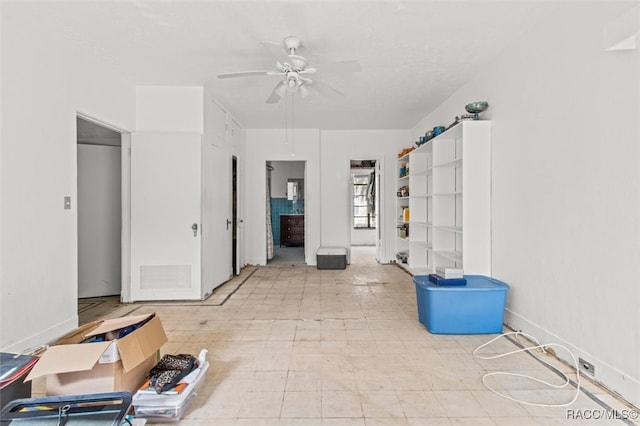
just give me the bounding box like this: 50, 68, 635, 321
64, 196, 71, 210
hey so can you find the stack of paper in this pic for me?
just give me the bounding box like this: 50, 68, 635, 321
435, 267, 464, 279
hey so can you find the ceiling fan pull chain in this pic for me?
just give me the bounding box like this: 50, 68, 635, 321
291, 94, 295, 157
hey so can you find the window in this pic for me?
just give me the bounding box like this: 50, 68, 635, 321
353, 173, 376, 229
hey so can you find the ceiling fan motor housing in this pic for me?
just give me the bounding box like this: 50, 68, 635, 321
283, 36, 302, 53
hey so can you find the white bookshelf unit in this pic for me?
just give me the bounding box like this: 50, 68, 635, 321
396, 120, 491, 276
395, 154, 411, 271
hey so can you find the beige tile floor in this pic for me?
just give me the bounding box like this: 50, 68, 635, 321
74, 247, 639, 424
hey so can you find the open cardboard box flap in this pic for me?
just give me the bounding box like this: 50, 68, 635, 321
84, 313, 155, 338
117, 315, 166, 372
25, 342, 112, 381
25, 313, 167, 381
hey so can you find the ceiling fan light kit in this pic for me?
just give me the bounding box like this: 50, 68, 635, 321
217, 35, 361, 104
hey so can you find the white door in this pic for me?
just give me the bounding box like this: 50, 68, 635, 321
202, 143, 232, 296
130, 132, 202, 301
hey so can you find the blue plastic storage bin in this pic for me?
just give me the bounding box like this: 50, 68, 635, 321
413, 275, 509, 334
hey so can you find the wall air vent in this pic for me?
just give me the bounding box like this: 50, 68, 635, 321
140, 265, 191, 289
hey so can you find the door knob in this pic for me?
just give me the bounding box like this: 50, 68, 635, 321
192, 223, 198, 237
226, 219, 232, 230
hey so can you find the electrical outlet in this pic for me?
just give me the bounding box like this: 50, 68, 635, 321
579, 358, 595, 376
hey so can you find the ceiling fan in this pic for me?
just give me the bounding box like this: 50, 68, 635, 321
217, 36, 362, 104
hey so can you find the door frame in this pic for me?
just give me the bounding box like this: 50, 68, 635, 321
265, 160, 307, 264
347, 157, 385, 263
75, 112, 132, 302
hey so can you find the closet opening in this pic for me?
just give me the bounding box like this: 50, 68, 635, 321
76, 115, 126, 324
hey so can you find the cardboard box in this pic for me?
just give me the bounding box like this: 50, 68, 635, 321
25, 313, 167, 396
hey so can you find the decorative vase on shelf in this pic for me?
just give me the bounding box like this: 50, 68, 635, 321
464, 101, 489, 120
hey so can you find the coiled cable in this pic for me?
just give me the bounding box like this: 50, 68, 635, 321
472, 331, 581, 407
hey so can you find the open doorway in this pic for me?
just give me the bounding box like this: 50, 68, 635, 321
266, 160, 306, 265
232, 155, 238, 275
76, 116, 124, 323
350, 159, 380, 264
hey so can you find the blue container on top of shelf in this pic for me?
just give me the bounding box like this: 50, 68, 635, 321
413, 275, 509, 334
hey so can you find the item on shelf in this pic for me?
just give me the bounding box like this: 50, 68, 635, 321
465, 101, 489, 120
399, 162, 409, 178
402, 207, 410, 222
397, 147, 414, 158
446, 116, 462, 130
433, 126, 446, 136
397, 224, 408, 238
397, 185, 409, 197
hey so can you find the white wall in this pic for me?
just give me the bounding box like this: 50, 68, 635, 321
411, 3, 640, 406
77, 144, 122, 298
136, 87, 204, 133
320, 130, 410, 263
244, 129, 320, 265
1, 4, 136, 351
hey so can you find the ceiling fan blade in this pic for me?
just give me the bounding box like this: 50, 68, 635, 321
261, 40, 291, 65
316, 60, 362, 74
217, 70, 277, 79
309, 79, 345, 101
266, 81, 286, 104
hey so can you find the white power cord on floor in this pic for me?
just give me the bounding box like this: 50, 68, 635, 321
472, 331, 581, 407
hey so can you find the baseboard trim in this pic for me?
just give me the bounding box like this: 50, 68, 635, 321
1, 316, 77, 354
504, 308, 640, 408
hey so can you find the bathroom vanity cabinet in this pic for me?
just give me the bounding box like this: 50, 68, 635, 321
280, 214, 305, 246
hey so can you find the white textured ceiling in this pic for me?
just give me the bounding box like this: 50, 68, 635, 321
11, 1, 561, 129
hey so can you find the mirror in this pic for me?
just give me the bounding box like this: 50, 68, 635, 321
287, 179, 303, 201
287, 181, 297, 201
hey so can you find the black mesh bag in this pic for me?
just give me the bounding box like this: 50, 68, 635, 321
147, 353, 199, 394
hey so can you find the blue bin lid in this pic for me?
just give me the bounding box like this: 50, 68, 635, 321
414, 274, 509, 290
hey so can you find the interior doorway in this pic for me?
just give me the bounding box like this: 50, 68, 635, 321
349, 159, 380, 261
232, 155, 238, 275
266, 160, 306, 265
76, 116, 124, 320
